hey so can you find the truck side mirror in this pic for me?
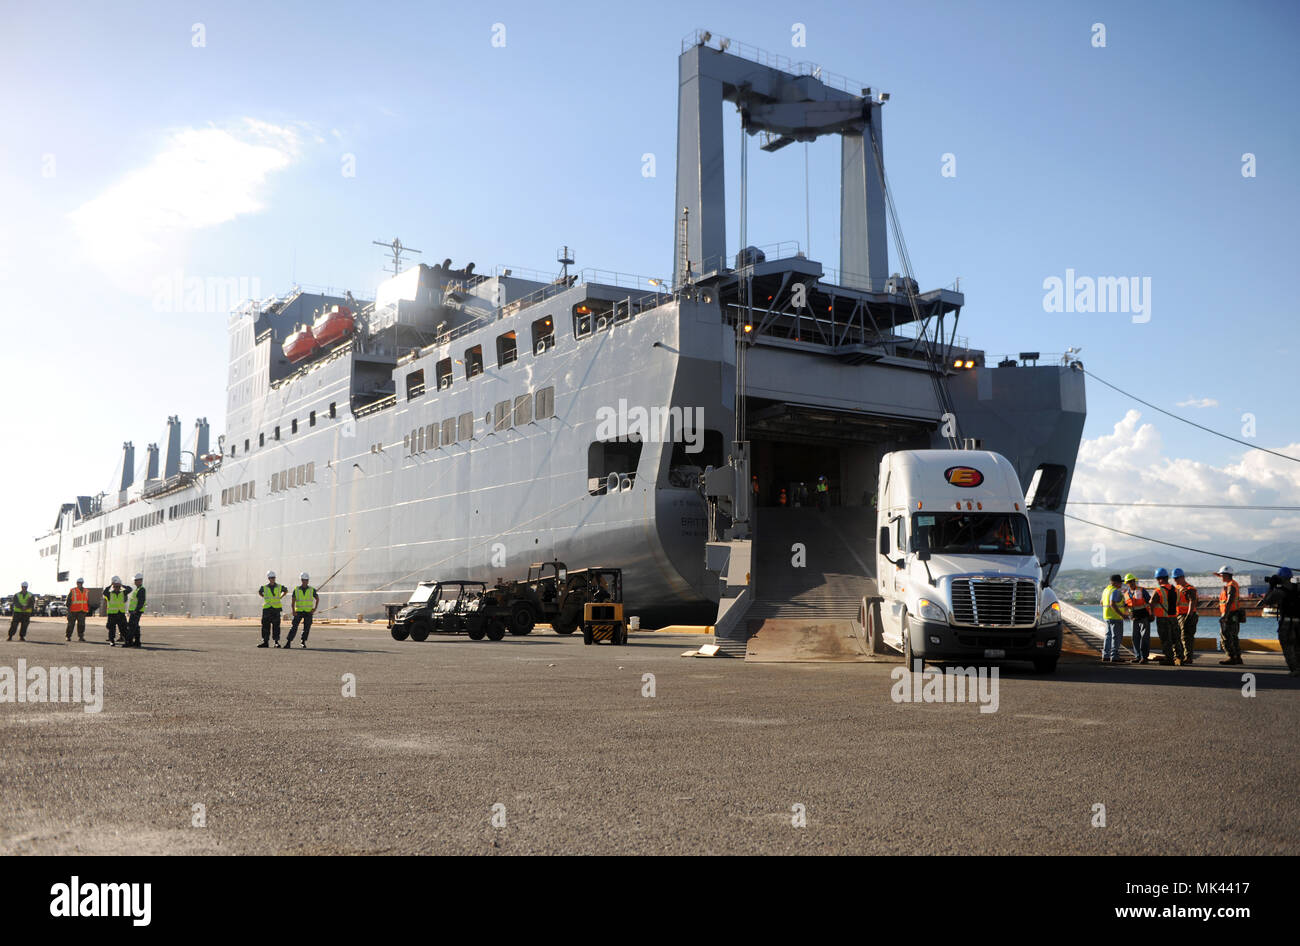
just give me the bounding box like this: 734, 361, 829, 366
909, 526, 931, 562
878, 526, 890, 556
1045, 528, 1061, 566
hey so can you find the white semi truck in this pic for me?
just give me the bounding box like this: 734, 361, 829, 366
874, 449, 1064, 673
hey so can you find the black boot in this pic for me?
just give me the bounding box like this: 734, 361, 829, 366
257, 640, 269, 648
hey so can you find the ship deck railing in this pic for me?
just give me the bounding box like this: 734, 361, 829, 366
681, 29, 871, 97
354, 393, 397, 418
722, 302, 970, 355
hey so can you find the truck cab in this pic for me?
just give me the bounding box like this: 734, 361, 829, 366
875, 449, 1063, 673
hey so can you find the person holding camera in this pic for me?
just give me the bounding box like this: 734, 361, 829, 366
1260, 566, 1299, 676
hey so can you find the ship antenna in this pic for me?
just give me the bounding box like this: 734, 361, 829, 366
372, 237, 422, 276
557, 245, 574, 282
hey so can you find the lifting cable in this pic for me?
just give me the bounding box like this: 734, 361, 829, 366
1082, 367, 1299, 464
1063, 512, 1288, 570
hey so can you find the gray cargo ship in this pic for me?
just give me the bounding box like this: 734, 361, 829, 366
30, 31, 1085, 627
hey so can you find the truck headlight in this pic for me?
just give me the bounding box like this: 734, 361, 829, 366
917, 599, 947, 623
1038, 601, 1062, 626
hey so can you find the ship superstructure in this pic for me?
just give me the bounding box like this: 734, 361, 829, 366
30, 31, 1085, 626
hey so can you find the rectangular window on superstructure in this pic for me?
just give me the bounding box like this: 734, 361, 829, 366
514, 394, 532, 427
436, 359, 453, 391
531, 316, 555, 355
309, 410, 316, 427
291, 418, 298, 434
249, 480, 255, 498
271, 473, 279, 492
417, 426, 426, 452
442, 417, 456, 445
496, 331, 517, 367
306, 462, 314, 483
535, 386, 555, 419
494, 400, 511, 432
464, 345, 484, 380
245, 438, 250, 452
230, 444, 236, 457
329, 402, 337, 419
297, 464, 305, 485
457, 412, 473, 442
259, 433, 264, 448
425, 423, 437, 450
407, 369, 426, 400
403, 433, 410, 452
274, 426, 281, 441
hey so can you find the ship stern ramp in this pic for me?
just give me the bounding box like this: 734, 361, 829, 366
742, 507, 885, 662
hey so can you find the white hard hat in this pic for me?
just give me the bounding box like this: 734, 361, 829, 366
300, 572, 310, 580
111, 575, 121, 583
267, 570, 276, 579
1216, 565, 1234, 576
134, 572, 143, 580
20, 581, 28, 588
76, 577, 84, 583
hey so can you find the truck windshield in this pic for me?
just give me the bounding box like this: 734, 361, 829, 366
408, 584, 437, 604
912, 512, 1034, 556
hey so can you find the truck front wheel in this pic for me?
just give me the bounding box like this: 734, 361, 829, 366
485, 619, 506, 641
391, 625, 410, 641
409, 619, 431, 643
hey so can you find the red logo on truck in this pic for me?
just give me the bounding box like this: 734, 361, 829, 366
944, 466, 984, 488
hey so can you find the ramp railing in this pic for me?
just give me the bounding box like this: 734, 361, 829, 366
1059, 601, 1133, 658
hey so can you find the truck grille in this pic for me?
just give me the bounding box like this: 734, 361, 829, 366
950, 578, 1037, 627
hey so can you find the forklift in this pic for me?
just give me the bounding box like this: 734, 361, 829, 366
564, 567, 627, 646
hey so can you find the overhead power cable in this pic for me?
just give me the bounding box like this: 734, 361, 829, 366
1067, 501, 1300, 511
1063, 513, 1288, 570
1082, 368, 1299, 464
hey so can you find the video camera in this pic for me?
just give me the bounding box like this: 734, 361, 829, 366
1265, 574, 1293, 589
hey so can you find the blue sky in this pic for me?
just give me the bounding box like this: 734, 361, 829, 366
2, 0, 1298, 580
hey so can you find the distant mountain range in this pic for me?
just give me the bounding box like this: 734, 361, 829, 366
1061, 541, 1299, 579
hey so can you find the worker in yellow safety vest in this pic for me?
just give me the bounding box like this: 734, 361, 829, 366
285, 573, 318, 649
257, 570, 287, 648
103, 576, 129, 646
1216, 565, 1244, 665
1100, 574, 1130, 663
8, 581, 34, 641
124, 573, 146, 648
65, 578, 90, 642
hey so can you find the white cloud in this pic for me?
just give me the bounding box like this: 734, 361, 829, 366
1175, 396, 1219, 408
1065, 409, 1300, 565
68, 119, 301, 279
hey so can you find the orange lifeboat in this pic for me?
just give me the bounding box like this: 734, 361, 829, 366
282, 325, 318, 363
311, 304, 354, 347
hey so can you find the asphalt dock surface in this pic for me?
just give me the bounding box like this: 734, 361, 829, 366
2, 617, 1295, 855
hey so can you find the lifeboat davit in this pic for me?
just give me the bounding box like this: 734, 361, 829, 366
282, 325, 318, 363
311, 304, 354, 347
